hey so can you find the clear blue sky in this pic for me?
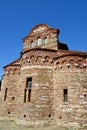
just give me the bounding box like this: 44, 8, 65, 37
0, 0, 87, 79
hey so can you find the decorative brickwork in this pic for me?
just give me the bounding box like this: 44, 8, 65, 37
0, 24, 87, 128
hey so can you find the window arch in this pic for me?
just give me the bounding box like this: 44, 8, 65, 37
30, 41, 34, 48
44, 37, 48, 44
36, 37, 42, 46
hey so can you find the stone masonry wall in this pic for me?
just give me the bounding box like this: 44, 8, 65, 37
0, 65, 20, 121
53, 55, 87, 127
23, 24, 59, 51
0, 23, 87, 128
16, 49, 56, 126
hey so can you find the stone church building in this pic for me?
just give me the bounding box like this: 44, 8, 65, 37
0, 24, 87, 127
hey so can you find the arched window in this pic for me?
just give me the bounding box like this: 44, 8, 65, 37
24, 78, 32, 103
30, 41, 34, 48
37, 37, 42, 46
44, 37, 48, 44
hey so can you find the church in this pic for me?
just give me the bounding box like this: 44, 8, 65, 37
0, 24, 87, 128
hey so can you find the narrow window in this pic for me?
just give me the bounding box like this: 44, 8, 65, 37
4, 88, 8, 101
27, 78, 32, 88
28, 89, 31, 102
37, 37, 42, 46
44, 37, 48, 44
26, 78, 32, 102
24, 89, 27, 103
30, 41, 34, 48
63, 89, 68, 102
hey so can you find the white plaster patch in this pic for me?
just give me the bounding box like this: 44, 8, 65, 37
21, 65, 52, 70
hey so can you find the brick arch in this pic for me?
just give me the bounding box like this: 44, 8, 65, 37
24, 56, 28, 60
21, 56, 28, 62
21, 58, 26, 64
56, 62, 60, 66
69, 59, 75, 63
24, 56, 29, 64
61, 60, 67, 67
14, 68, 18, 75
61, 60, 67, 69
69, 59, 75, 67
45, 56, 50, 62
30, 55, 35, 63
62, 60, 66, 64
76, 59, 84, 68
77, 59, 82, 64
36, 56, 42, 63
9, 68, 13, 74
43, 36, 49, 44
20, 58, 23, 62
30, 55, 35, 59
5, 69, 9, 75
56, 62, 61, 69
29, 24, 50, 36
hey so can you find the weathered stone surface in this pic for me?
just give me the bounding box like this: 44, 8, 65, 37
0, 24, 87, 128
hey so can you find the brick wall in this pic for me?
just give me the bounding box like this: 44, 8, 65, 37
0, 24, 87, 128
53, 55, 87, 127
